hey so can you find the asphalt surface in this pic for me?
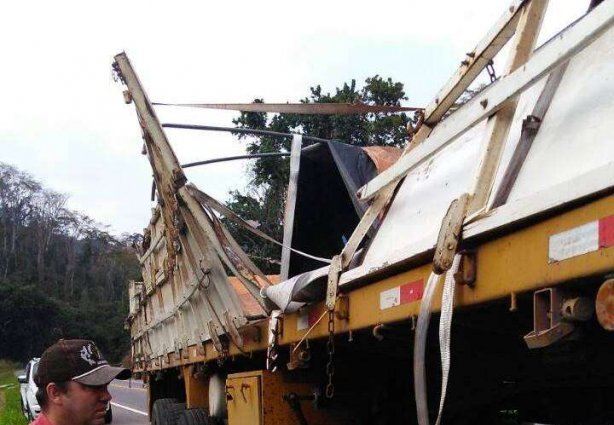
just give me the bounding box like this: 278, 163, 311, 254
108, 379, 149, 425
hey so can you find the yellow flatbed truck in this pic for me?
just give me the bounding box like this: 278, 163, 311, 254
115, 1, 614, 423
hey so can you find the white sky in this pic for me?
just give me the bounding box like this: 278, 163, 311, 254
0, 1, 586, 235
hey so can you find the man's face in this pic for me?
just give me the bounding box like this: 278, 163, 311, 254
62, 381, 111, 425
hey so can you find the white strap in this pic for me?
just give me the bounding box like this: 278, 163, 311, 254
414, 271, 442, 425
435, 254, 461, 425
414, 254, 461, 425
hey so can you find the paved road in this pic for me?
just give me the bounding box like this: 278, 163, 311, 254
108, 379, 149, 425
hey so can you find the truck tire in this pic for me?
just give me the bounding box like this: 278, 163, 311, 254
155, 400, 187, 425
163, 402, 187, 425
177, 408, 211, 425
152, 398, 178, 425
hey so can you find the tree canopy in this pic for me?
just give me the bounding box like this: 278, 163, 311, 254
0, 162, 140, 363
227, 76, 415, 273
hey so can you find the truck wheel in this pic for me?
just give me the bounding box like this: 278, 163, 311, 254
152, 398, 178, 425
153, 399, 186, 425
177, 408, 211, 425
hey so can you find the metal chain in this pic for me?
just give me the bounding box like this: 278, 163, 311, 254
325, 309, 335, 399
486, 60, 498, 83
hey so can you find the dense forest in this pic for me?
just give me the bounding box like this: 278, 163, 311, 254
0, 162, 141, 363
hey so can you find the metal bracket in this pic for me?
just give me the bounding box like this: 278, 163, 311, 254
267, 310, 283, 372
326, 255, 343, 310
524, 288, 576, 349
223, 311, 244, 349
287, 342, 311, 371
453, 250, 477, 287
207, 321, 224, 355
433, 194, 470, 274
283, 392, 317, 425
335, 294, 350, 321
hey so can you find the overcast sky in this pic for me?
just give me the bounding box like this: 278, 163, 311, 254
0, 1, 586, 235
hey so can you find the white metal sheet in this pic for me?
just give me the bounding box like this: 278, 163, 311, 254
505, 25, 614, 202
380, 287, 402, 310
362, 120, 486, 268
359, 24, 614, 278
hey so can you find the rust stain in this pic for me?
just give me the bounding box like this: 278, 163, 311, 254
362, 146, 402, 173
596, 279, 614, 330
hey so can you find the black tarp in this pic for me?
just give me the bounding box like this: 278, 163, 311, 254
287, 141, 379, 277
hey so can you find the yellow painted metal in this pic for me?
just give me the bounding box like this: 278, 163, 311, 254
182, 365, 209, 409
282, 194, 614, 337
227, 374, 261, 425
135, 194, 614, 371
226, 370, 338, 425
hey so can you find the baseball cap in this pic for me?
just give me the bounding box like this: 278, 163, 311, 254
34, 339, 131, 387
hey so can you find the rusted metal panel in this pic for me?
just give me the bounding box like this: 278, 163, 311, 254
115, 53, 271, 365
361, 146, 402, 173
596, 279, 614, 330
154, 102, 421, 115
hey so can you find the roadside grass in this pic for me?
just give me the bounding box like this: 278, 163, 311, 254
0, 360, 27, 425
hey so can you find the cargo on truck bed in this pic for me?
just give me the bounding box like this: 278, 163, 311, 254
116, 1, 614, 424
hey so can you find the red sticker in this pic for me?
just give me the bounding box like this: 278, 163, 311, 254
599, 215, 614, 248
399, 279, 424, 304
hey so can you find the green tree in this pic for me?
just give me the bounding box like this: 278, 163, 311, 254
228, 76, 415, 274
0, 162, 140, 363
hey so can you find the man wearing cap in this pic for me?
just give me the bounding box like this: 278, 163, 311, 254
31, 339, 131, 425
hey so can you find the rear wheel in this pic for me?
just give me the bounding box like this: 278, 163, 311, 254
152, 398, 186, 425
177, 408, 211, 425
152, 399, 177, 425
